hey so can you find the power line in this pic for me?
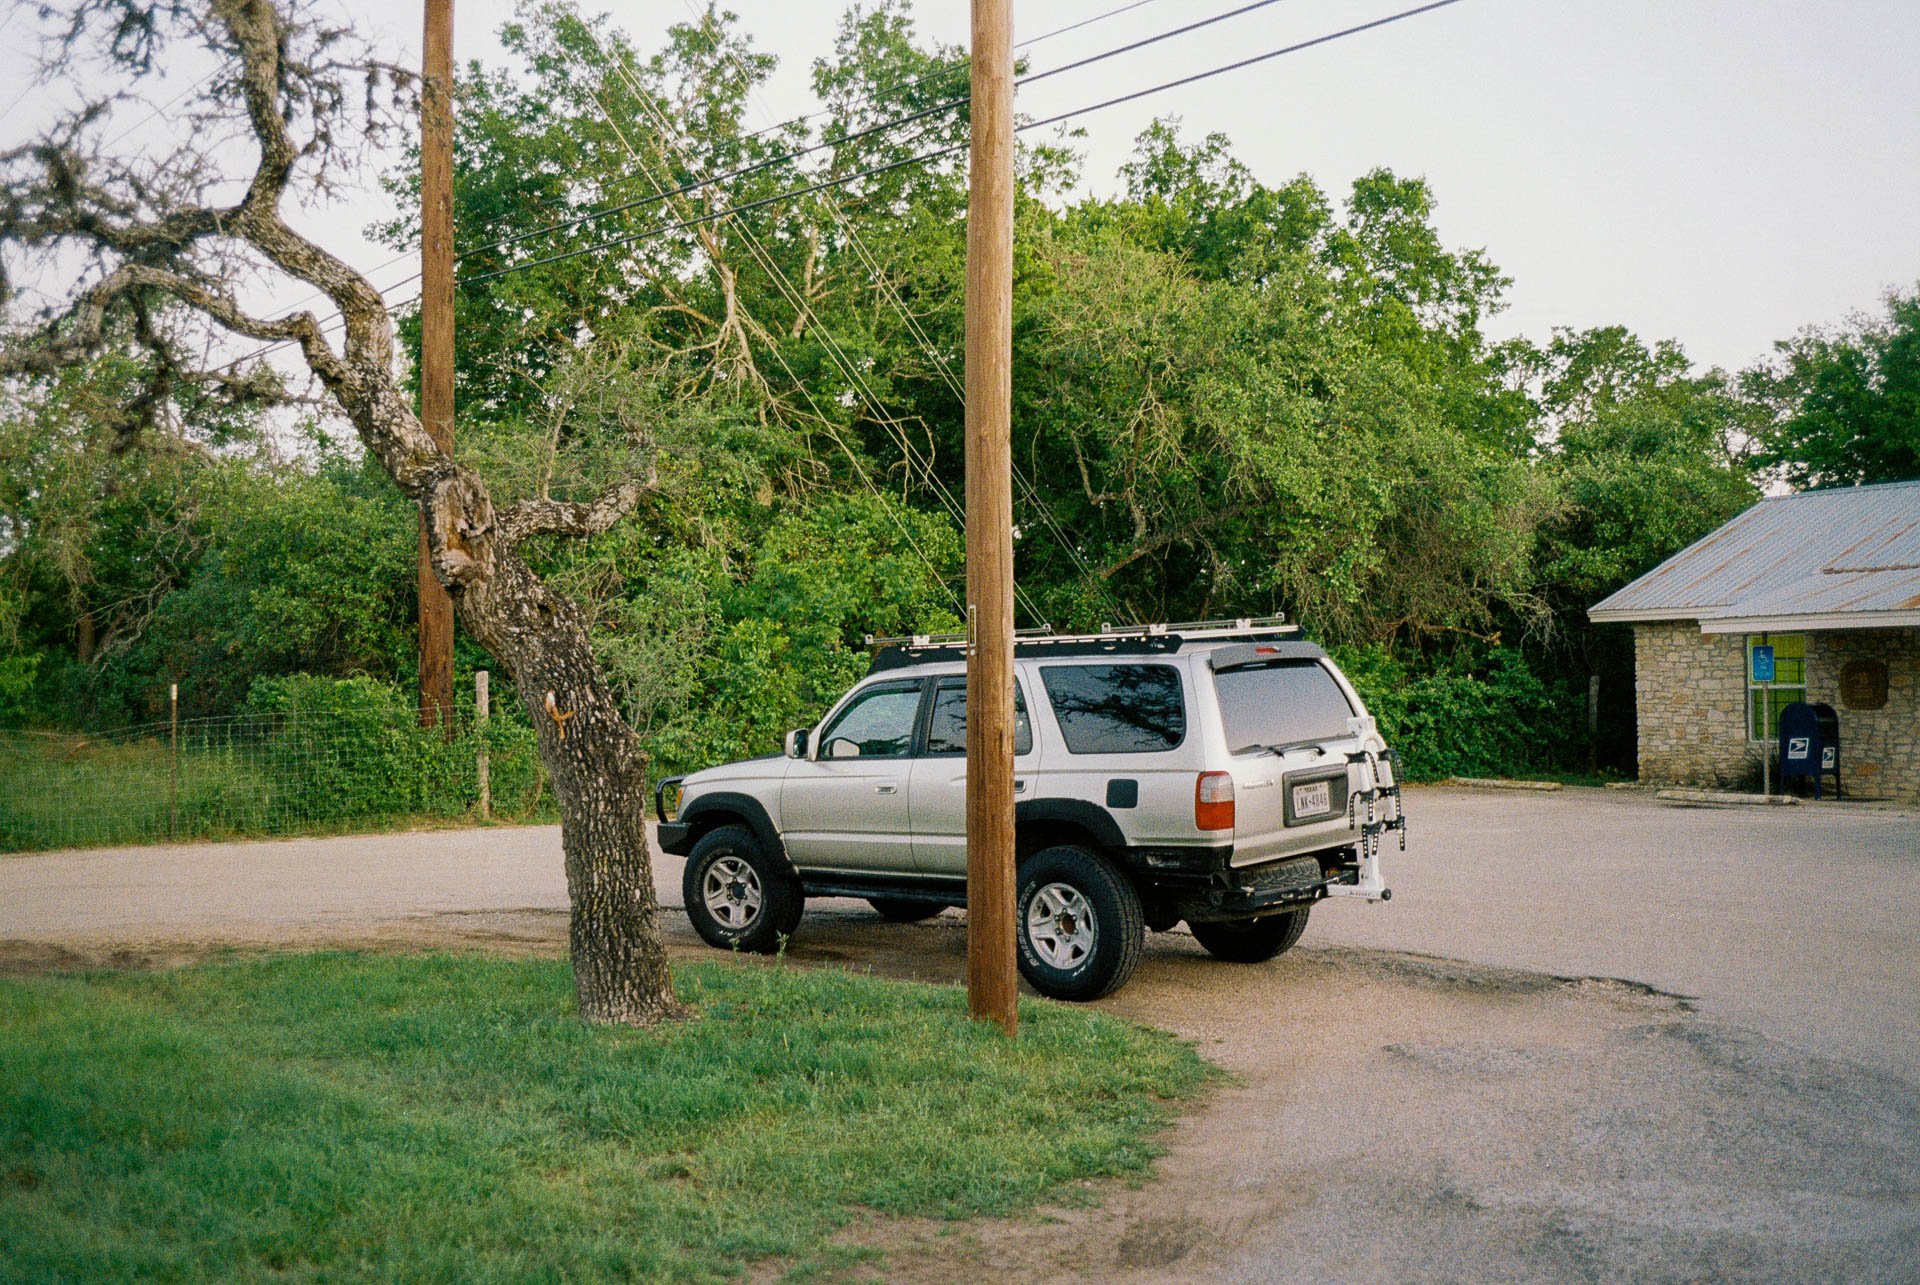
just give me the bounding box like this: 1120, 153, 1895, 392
616, 0, 1169, 180
455, 0, 1293, 275
1025, 0, 1464, 132
462, 0, 1466, 289
595, 43, 975, 618
101, 65, 222, 148
228, 0, 1465, 367
458, 89, 964, 272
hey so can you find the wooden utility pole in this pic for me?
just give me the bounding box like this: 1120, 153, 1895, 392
964, 0, 1018, 1036
417, 0, 456, 729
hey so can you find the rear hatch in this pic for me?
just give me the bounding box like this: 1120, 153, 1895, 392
1206, 647, 1364, 866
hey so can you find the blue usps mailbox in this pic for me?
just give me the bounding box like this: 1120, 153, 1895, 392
1778, 702, 1841, 799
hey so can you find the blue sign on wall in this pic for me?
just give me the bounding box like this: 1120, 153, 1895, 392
1751, 644, 1776, 683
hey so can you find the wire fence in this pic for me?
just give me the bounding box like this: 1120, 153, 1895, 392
0, 698, 552, 853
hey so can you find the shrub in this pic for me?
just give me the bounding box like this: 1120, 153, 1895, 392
1330, 644, 1584, 781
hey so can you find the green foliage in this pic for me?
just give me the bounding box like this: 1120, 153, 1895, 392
1332, 644, 1585, 781
1532, 326, 1761, 609
0, 653, 38, 725
246, 674, 450, 819
0, 734, 278, 852
0, 952, 1214, 1282
1745, 285, 1920, 488
0, 676, 549, 852
6, 1, 1895, 799
642, 493, 963, 775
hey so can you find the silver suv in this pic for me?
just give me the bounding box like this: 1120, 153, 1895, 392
656, 619, 1402, 1001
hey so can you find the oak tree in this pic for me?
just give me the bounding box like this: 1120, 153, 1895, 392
0, 0, 684, 1024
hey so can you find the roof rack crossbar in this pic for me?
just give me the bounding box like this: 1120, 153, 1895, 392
865, 625, 1057, 649
865, 615, 1297, 654
1098, 615, 1291, 637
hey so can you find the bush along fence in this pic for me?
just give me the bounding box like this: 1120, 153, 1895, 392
0, 673, 549, 853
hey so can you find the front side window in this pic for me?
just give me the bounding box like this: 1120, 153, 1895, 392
1040, 664, 1186, 755
924, 678, 1033, 755
1215, 660, 1357, 754
1745, 634, 1807, 741
818, 682, 922, 759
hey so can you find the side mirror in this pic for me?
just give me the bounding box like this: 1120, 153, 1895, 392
784, 728, 810, 759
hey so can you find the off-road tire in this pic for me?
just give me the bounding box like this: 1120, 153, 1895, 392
682, 825, 804, 954
868, 897, 947, 923
1015, 845, 1146, 1002
1189, 907, 1310, 963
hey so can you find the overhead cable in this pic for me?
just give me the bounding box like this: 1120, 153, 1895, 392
458, 0, 1295, 271
463, 0, 1466, 288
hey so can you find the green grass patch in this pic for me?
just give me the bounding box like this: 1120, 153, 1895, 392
0, 952, 1214, 1282
0, 724, 555, 852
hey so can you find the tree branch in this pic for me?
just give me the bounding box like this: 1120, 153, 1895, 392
1100, 500, 1254, 581
500, 471, 660, 542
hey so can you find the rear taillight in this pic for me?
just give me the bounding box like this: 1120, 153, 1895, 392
1195, 771, 1235, 831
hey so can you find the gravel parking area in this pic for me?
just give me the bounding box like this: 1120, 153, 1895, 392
4, 786, 1916, 1281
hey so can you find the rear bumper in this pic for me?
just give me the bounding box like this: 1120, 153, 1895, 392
1173, 854, 1330, 923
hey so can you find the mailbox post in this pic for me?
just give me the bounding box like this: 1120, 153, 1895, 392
1751, 641, 1775, 795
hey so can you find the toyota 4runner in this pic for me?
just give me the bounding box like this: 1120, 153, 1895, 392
656, 618, 1403, 1001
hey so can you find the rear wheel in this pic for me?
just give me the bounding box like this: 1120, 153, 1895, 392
1189, 907, 1310, 963
868, 897, 947, 923
1015, 845, 1145, 1002
682, 825, 803, 954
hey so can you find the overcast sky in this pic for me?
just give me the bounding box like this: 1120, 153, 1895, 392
6, 0, 1918, 373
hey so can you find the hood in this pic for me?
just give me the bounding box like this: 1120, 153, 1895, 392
684, 751, 787, 789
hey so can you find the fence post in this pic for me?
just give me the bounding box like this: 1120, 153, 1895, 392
475, 670, 491, 821
168, 682, 179, 842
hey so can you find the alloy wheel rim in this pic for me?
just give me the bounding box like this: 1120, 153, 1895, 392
702, 855, 764, 929
1026, 882, 1096, 970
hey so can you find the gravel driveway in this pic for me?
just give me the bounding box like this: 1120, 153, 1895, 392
4, 786, 1916, 1281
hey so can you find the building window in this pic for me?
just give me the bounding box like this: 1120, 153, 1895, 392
1745, 634, 1806, 741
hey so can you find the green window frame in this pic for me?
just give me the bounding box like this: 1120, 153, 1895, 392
1744, 634, 1807, 742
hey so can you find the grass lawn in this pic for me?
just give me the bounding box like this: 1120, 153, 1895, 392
0, 952, 1214, 1282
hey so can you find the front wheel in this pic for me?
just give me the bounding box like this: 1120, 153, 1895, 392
1189, 907, 1310, 963
682, 825, 803, 954
1015, 845, 1145, 1002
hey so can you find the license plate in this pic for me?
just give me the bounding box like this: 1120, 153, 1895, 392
1291, 780, 1331, 817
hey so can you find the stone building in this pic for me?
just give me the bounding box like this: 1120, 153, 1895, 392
1590, 480, 1920, 802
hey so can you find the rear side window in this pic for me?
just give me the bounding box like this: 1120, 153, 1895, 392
1214, 660, 1356, 754
925, 679, 1033, 756
1040, 664, 1186, 755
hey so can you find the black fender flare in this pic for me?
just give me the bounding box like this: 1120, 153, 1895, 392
1014, 797, 1127, 854
677, 792, 795, 875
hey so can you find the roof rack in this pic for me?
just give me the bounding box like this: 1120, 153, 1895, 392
1097, 615, 1296, 641
865, 615, 1295, 651
864, 615, 1300, 674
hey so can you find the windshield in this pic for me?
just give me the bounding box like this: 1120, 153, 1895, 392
1214, 660, 1356, 754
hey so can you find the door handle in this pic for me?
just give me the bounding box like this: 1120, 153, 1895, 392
875, 783, 899, 794
1014, 778, 1028, 794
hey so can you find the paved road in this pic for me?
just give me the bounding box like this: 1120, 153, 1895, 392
5, 787, 1917, 1281
1310, 787, 1920, 1079
5, 785, 1913, 1074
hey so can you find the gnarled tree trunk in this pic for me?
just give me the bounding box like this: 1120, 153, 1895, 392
455, 550, 682, 1024
0, 0, 684, 1024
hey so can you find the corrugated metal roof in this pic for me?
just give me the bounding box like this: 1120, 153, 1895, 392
1589, 479, 1920, 626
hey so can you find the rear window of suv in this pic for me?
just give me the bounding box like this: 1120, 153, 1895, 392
1214, 660, 1356, 754
1040, 664, 1185, 754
